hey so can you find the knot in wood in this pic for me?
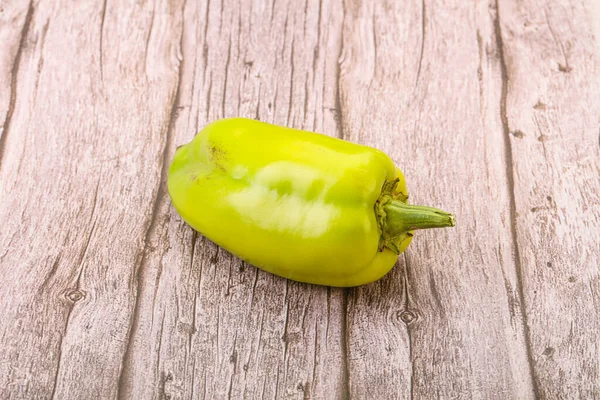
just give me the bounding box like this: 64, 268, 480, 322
398, 310, 418, 324
65, 289, 85, 302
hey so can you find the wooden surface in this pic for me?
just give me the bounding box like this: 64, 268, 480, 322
0, 0, 598, 398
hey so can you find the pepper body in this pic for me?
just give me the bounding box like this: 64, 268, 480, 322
168, 118, 453, 287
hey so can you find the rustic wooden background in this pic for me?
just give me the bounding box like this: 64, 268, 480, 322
1, 0, 599, 398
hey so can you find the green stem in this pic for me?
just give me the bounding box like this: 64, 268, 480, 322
382, 199, 455, 237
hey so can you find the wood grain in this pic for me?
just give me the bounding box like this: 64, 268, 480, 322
0, 0, 598, 399
0, 0, 183, 398
340, 0, 535, 397
498, 0, 600, 397
0, 1, 31, 163
116, 0, 348, 399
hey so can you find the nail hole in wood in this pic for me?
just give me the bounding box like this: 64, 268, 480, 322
558, 63, 572, 73
542, 347, 555, 357
512, 130, 525, 139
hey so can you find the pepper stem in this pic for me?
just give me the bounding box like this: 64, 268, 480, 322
382, 199, 455, 238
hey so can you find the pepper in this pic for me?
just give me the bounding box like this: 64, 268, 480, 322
167, 118, 455, 287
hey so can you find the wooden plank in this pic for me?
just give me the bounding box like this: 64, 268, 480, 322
498, 0, 600, 397
116, 0, 349, 398
0, 0, 183, 398
1, 0, 598, 398
340, 0, 536, 397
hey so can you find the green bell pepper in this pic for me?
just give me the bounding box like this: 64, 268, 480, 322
168, 118, 454, 287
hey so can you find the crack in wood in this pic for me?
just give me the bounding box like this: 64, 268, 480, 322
324, 287, 331, 341
303, 0, 309, 38
334, 23, 344, 138
215, 305, 221, 371
206, 72, 213, 120
270, 0, 277, 30
236, 4, 242, 67
402, 253, 415, 400
187, 230, 199, 358
371, 7, 377, 81
273, 368, 281, 400
150, 247, 165, 329
189, 358, 196, 400
281, 280, 290, 361
340, 286, 350, 400
38, 254, 62, 294
226, 332, 238, 399
144, 0, 156, 77
116, 7, 186, 396
248, 267, 259, 309
99, 0, 108, 84
543, 8, 570, 73
155, 311, 166, 398
0, 1, 33, 172
493, 2, 541, 398
222, 33, 232, 118
203, 369, 209, 399
311, 318, 319, 396
226, 252, 233, 297
255, 81, 262, 120
202, 0, 211, 85
303, 78, 309, 125
255, 310, 265, 362
476, 30, 485, 122
300, 289, 310, 330
413, 0, 426, 93
312, 0, 323, 88
74, 218, 97, 286
287, 31, 296, 127
427, 269, 445, 319
49, 332, 66, 400
188, 295, 198, 359
218, 0, 224, 37
32, 20, 49, 109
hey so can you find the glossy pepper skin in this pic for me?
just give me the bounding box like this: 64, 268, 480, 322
168, 118, 454, 287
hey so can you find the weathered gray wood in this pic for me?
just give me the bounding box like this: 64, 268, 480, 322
340, 0, 536, 398
1, 0, 599, 399
116, 0, 348, 399
498, 0, 600, 397
0, 0, 183, 398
